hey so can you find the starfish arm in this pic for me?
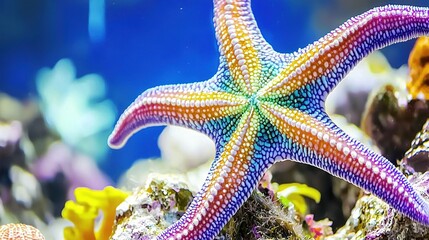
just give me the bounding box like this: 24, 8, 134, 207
107, 80, 247, 149
213, 0, 273, 93
157, 109, 272, 239
259, 5, 429, 97
260, 102, 429, 225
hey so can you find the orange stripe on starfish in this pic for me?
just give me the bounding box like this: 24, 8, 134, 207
108, 86, 247, 148
259, 102, 351, 163
133, 91, 247, 120
214, 0, 262, 93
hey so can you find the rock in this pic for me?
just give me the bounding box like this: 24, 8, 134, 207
111, 172, 308, 240
362, 84, 429, 163
402, 119, 429, 173
111, 173, 194, 240
328, 172, 429, 240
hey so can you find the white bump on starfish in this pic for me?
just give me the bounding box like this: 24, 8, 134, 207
343, 146, 350, 156
358, 156, 365, 165
323, 134, 329, 142
380, 171, 387, 180
336, 142, 342, 151
211, 187, 218, 196
201, 208, 207, 216
365, 161, 372, 170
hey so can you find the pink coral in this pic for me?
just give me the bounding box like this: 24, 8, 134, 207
305, 214, 333, 240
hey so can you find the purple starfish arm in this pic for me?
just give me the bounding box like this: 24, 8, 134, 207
260, 103, 429, 225
260, 5, 429, 98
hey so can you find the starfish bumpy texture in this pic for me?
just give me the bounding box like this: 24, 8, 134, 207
109, 1, 429, 239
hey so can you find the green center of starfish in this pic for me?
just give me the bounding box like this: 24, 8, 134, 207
248, 94, 259, 108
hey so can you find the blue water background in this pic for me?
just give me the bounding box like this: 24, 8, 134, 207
1, 0, 428, 182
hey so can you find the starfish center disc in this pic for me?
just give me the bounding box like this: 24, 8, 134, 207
248, 94, 260, 108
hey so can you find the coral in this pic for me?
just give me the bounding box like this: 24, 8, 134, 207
36, 59, 116, 161
0, 164, 51, 231
326, 194, 391, 239
0, 120, 24, 171
0, 223, 45, 240
407, 37, 429, 99
33, 142, 112, 202
0, 121, 22, 151
222, 188, 306, 239
0, 93, 39, 125
275, 183, 321, 215
0, 88, 112, 233
62, 186, 128, 240
111, 173, 194, 239
9, 165, 43, 210
305, 214, 333, 240
111, 172, 310, 240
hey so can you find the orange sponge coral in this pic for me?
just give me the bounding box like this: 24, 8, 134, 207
407, 36, 429, 99
62, 186, 129, 240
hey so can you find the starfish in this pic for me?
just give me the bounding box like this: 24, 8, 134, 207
108, 1, 429, 239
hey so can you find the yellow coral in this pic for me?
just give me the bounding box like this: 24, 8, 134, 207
275, 183, 321, 215
61, 186, 129, 240
407, 36, 429, 99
